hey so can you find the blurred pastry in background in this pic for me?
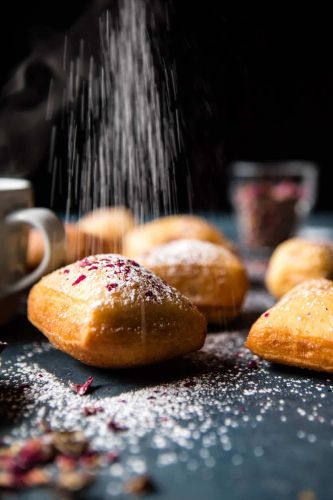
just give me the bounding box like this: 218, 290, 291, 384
27, 223, 110, 270
78, 206, 136, 253
65, 223, 111, 262
138, 239, 248, 323
266, 238, 333, 299
28, 206, 136, 270
246, 279, 333, 373
123, 214, 234, 257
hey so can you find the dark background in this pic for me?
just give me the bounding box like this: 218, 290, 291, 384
1, 2, 332, 212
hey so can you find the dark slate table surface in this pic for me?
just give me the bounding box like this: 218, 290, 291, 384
1, 213, 333, 500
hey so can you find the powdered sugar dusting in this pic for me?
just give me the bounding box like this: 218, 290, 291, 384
138, 239, 234, 267
40, 254, 193, 309
270, 278, 333, 320
2, 289, 333, 496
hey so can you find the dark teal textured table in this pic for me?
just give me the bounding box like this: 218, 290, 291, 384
1, 214, 333, 500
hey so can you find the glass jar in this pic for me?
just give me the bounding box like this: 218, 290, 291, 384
229, 161, 318, 255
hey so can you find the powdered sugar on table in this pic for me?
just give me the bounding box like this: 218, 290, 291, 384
1, 289, 333, 497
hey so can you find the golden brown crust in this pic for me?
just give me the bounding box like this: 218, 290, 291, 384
266, 238, 333, 299
137, 239, 248, 323
78, 207, 136, 253
27, 254, 207, 368
27, 223, 110, 270
123, 215, 234, 257
246, 279, 333, 373
65, 224, 111, 262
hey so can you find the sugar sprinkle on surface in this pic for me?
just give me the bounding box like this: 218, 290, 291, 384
1, 290, 333, 496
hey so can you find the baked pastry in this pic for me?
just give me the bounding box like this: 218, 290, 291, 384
28, 254, 207, 368
78, 207, 136, 253
27, 223, 110, 269
123, 214, 234, 257
266, 238, 333, 299
137, 239, 248, 323
246, 279, 333, 373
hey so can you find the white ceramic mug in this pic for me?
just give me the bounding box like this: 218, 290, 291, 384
0, 178, 65, 321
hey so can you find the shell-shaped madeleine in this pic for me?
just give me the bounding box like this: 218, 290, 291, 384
28, 254, 206, 368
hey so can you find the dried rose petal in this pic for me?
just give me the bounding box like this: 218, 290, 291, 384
12, 438, 54, 472
79, 258, 95, 268
0, 471, 25, 489
52, 431, 88, 458
23, 467, 51, 488
106, 451, 119, 464
71, 376, 94, 396
127, 259, 140, 267
79, 451, 100, 468
72, 274, 87, 286
106, 283, 118, 291
83, 406, 104, 417
124, 475, 156, 495
0, 450, 14, 471
108, 420, 128, 433
0, 430, 102, 492
56, 454, 77, 471
57, 470, 93, 492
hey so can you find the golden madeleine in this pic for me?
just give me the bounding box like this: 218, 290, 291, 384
266, 238, 333, 299
123, 214, 234, 257
246, 279, 333, 373
28, 254, 206, 368
138, 239, 248, 323
27, 223, 110, 270
78, 207, 136, 253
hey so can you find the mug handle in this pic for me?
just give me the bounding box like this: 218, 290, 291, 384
4, 208, 65, 295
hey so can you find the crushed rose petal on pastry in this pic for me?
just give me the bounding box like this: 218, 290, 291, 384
28, 254, 207, 368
